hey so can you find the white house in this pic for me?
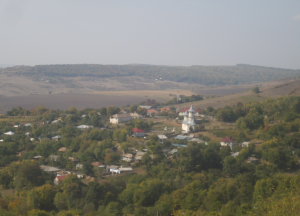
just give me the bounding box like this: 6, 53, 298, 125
182, 106, 197, 133
77, 125, 93, 129
110, 113, 143, 124
242, 142, 251, 147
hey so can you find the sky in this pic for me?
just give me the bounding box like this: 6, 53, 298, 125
0, 0, 300, 69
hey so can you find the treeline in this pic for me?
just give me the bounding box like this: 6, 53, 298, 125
2, 64, 300, 85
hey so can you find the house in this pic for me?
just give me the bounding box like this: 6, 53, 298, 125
167, 149, 178, 156
122, 153, 133, 162
40, 165, 61, 174
51, 120, 61, 124
120, 110, 127, 114
220, 137, 235, 150
242, 142, 251, 148
178, 107, 201, 116
160, 107, 171, 113
24, 123, 32, 127
0, 139, 3, 142
49, 155, 59, 161
54, 175, 68, 185
76, 164, 83, 170
175, 135, 188, 140
56, 171, 70, 176
231, 152, 240, 158
68, 157, 79, 163
110, 113, 143, 124
52, 135, 62, 141
246, 157, 258, 164
106, 165, 119, 172
119, 167, 133, 173
188, 138, 204, 143
132, 128, 145, 137
25, 132, 30, 136
158, 135, 168, 143
30, 138, 35, 142
139, 105, 152, 110
77, 125, 93, 129
91, 162, 105, 168
147, 109, 159, 116
4, 131, 14, 136
58, 147, 67, 152
32, 156, 42, 160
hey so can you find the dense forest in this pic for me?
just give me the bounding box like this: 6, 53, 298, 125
2, 64, 300, 85
0, 96, 299, 215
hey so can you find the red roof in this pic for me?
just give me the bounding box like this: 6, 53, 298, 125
179, 107, 201, 113
132, 128, 145, 133
91, 162, 102, 166
147, 109, 159, 113
221, 136, 235, 142
56, 175, 68, 181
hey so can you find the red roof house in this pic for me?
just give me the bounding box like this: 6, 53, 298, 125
54, 175, 68, 185
220, 136, 235, 150
221, 137, 235, 143
132, 128, 145, 137
91, 162, 103, 167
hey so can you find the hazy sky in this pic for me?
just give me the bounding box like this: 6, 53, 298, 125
1, 0, 300, 69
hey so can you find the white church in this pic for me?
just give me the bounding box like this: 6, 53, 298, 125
182, 106, 197, 133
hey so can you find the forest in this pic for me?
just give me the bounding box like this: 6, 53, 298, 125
2, 64, 300, 85
0, 95, 299, 215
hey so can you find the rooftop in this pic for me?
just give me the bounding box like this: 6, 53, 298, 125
221, 136, 235, 143
132, 128, 145, 133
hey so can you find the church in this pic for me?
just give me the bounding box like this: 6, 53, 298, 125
182, 106, 197, 133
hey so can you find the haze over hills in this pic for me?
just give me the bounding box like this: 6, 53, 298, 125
1, 64, 300, 86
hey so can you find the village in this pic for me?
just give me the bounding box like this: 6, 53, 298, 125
0, 103, 259, 187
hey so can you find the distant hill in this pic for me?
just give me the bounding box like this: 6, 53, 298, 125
1, 64, 300, 86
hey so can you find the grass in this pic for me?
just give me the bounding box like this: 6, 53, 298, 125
89, 90, 195, 101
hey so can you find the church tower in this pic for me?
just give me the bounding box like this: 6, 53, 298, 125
182, 106, 197, 133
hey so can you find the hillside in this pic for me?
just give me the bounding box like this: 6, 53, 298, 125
175, 79, 300, 110
1, 64, 300, 86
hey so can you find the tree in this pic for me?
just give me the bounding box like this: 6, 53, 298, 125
99, 107, 107, 116
104, 153, 120, 165
105, 201, 122, 216
133, 179, 170, 206
15, 162, 44, 189
85, 181, 104, 208
252, 86, 260, 94
223, 156, 240, 177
